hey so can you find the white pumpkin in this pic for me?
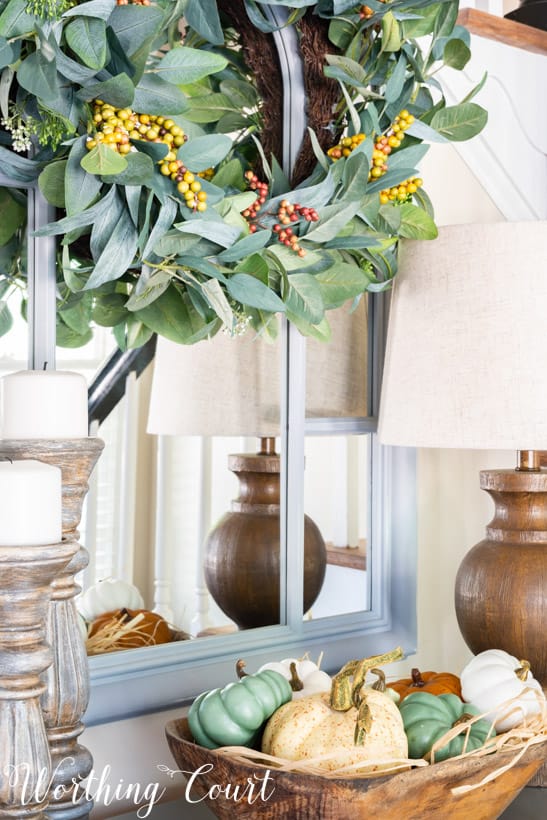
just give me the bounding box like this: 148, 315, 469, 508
77, 578, 144, 622
460, 648, 545, 731
258, 657, 332, 699
261, 688, 408, 773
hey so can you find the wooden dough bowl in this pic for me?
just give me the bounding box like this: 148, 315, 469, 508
165, 718, 546, 819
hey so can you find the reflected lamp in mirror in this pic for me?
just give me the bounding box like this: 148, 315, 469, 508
378, 221, 547, 685
147, 303, 368, 629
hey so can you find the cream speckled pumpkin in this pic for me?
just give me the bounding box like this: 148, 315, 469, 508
261, 688, 408, 773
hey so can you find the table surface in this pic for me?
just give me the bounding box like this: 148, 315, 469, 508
110, 786, 546, 819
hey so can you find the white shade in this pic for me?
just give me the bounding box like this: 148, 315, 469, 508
147, 302, 368, 436
378, 221, 547, 450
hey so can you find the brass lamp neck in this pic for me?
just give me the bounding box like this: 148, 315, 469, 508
516, 450, 541, 472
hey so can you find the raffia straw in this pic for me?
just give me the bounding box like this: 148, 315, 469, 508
214, 746, 427, 779
424, 687, 546, 794
86, 611, 160, 654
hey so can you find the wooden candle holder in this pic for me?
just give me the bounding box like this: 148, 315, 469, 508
0, 538, 75, 819
0, 439, 104, 820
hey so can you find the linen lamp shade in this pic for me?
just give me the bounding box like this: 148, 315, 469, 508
147, 301, 367, 436
377, 220, 547, 685
378, 221, 547, 450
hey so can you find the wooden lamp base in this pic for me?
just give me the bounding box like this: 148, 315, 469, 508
455, 465, 547, 687
203, 437, 327, 629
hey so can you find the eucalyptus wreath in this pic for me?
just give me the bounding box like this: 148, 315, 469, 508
0, 0, 487, 348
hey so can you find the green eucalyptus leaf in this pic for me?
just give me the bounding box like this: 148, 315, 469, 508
125, 270, 171, 311
56, 319, 93, 348
65, 136, 103, 215
316, 263, 372, 309
400, 4, 439, 38
108, 5, 166, 57
142, 197, 178, 259
92, 292, 129, 326
0, 0, 34, 38
154, 47, 228, 85
58, 293, 93, 335
434, 0, 459, 38
0, 36, 15, 68
17, 50, 59, 102
227, 273, 285, 313
397, 203, 438, 240
35, 187, 117, 236
461, 71, 488, 103
443, 38, 471, 70
285, 273, 323, 324
81, 143, 128, 176
65, 17, 107, 70
430, 103, 488, 141
133, 73, 189, 116
384, 54, 407, 104
83, 207, 139, 289
77, 73, 135, 107
211, 158, 245, 189
177, 134, 232, 173
182, 93, 236, 123
304, 202, 362, 243
406, 118, 449, 143
63, 0, 116, 21
90, 189, 124, 259
175, 219, 240, 248
38, 161, 66, 208
0, 187, 25, 245
136, 285, 219, 344
185, 0, 224, 45
380, 12, 401, 53
100, 151, 154, 186
201, 278, 233, 327
216, 230, 271, 263
0, 300, 13, 336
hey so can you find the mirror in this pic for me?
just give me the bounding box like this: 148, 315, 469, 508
80, 297, 372, 645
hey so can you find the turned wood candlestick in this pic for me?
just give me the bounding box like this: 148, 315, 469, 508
455, 460, 547, 687
203, 437, 326, 629
0, 439, 104, 820
0, 537, 75, 819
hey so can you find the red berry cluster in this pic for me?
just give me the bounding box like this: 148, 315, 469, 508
273, 199, 319, 258
243, 171, 269, 228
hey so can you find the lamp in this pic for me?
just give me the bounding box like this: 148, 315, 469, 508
378, 221, 547, 685
147, 302, 368, 629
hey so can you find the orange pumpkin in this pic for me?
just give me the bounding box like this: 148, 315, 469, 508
87, 607, 172, 653
390, 668, 462, 702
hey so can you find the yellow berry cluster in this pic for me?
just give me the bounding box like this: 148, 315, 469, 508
368, 109, 415, 181
380, 176, 423, 204
86, 101, 206, 211
327, 132, 366, 160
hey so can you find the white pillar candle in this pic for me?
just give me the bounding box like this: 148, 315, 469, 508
0, 370, 88, 439
0, 460, 62, 545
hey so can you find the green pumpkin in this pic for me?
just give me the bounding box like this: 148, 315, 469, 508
399, 691, 495, 762
188, 669, 292, 749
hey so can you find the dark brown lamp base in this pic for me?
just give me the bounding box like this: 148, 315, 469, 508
203, 438, 327, 630
455, 466, 547, 686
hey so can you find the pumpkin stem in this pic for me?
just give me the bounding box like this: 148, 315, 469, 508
515, 660, 531, 681
411, 668, 426, 687
330, 646, 404, 711
288, 662, 304, 692
370, 668, 387, 693
236, 659, 248, 679
354, 699, 373, 746
452, 712, 476, 727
